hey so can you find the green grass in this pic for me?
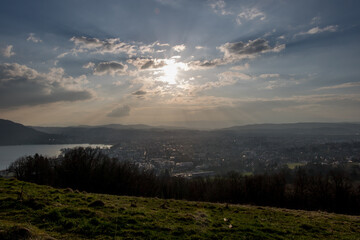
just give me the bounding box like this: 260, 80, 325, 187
241, 171, 253, 176
287, 162, 306, 169
0, 178, 359, 239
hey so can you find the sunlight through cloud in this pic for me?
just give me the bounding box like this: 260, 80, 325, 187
160, 59, 178, 84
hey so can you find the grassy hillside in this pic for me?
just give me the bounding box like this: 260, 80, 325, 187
0, 178, 359, 239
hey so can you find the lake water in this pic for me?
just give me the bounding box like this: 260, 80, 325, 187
0, 144, 111, 170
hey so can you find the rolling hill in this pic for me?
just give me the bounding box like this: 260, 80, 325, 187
2, 119, 360, 146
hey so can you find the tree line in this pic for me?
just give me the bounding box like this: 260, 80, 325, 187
8, 147, 360, 215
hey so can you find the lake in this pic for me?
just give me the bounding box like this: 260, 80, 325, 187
0, 144, 112, 170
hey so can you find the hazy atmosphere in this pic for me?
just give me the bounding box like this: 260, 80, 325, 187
1, 0, 360, 128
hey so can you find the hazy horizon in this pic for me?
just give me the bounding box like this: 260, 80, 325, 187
1, 0, 359, 128
35, 121, 360, 130
5, 118, 360, 131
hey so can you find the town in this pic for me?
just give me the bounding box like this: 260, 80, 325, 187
67, 135, 360, 178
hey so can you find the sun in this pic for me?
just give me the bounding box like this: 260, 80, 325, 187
161, 59, 178, 84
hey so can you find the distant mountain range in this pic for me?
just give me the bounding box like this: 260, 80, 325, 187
221, 122, 360, 135
32, 123, 186, 133
32, 124, 159, 134
1, 119, 360, 145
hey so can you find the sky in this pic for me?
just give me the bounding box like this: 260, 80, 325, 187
0, 0, 360, 129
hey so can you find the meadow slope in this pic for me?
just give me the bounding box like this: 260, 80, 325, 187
0, 178, 359, 239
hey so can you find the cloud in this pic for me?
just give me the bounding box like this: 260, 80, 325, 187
172, 44, 186, 52
127, 58, 167, 70
70, 36, 136, 56
156, 42, 170, 47
93, 61, 128, 76
57, 52, 69, 59
264, 80, 287, 90
218, 38, 285, 60
71, 36, 108, 48
183, 94, 360, 125
147, 90, 360, 127
132, 90, 147, 95
2, 45, 15, 58
236, 8, 266, 25
65, 36, 171, 58
210, 3, 265, 27
187, 39, 284, 70
139, 41, 170, 54
310, 16, 321, 25
260, 75, 301, 90
218, 71, 251, 81
27, 33, 42, 43
187, 58, 225, 70
82, 62, 95, 69
197, 71, 251, 91
316, 82, 360, 91
230, 63, 250, 71
209, 0, 232, 15
296, 25, 338, 36
195, 46, 205, 50
107, 105, 130, 117
0, 63, 92, 108
259, 73, 280, 79
139, 45, 155, 54
131, 90, 147, 99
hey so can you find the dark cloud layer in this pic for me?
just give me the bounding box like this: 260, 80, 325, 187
219, 38, 285, 60
187, 58, 224, 69
70, 36, 135, 55
141, 60, 166, 69
188, 38, 285, 69
132, 90, 147, 95
127, 58, 167, 70
0, 63, 92, 108
93, 61, 127, 75
226, 39, 270, 54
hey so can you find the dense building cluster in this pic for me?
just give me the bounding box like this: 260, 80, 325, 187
71, 135, 360, 177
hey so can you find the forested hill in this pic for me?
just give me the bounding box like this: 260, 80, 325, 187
0, 119, 61, 145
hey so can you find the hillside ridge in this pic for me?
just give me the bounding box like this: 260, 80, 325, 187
0, 119, 62, 145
